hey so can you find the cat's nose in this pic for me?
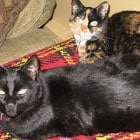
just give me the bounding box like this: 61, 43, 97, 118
7, 103, 15, 109
81, 25, 88, 32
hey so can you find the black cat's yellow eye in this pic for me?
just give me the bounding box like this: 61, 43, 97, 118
17, 89, 27, 95
0, 89, 5, 95
90, 21, 98, 26
76, 17, 82, 24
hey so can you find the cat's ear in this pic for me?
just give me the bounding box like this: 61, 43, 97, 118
71, 0, 84, 15
22, 55, 40, 80
96, 1, 110, 19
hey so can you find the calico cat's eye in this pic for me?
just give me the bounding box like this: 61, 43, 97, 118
17, 88, 27, 95
90, 21, 98, 26
76, 17, 83, 24
0, 89, 5, 95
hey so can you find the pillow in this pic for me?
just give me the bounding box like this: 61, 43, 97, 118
0, 0, 58, 64
0, 0, 29, 47
7, 0, 56, 39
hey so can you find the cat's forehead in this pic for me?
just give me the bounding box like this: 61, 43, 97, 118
6, 67, 19, 73
0, 67, 20, 80
75, 7, 93, 17
0, 67, 21, 91
71, 7, 101, 23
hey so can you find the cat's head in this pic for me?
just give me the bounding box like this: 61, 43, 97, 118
69, 0, 110, 42
0, 55, 41, 118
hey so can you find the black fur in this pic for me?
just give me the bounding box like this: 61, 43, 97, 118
0, 54, 140, 139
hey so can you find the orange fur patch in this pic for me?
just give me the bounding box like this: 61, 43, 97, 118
123, 13, 140, 33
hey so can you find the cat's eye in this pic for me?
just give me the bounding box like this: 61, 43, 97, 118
17, 89, 27, 95
76, 17, 83, 24
90, 21, 98, 26
0, 89, 5, 95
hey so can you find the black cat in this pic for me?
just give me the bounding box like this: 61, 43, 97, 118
0, 54, 140, 139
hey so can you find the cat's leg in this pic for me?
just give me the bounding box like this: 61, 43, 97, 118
78, 41, 99, 63
78, 44, 91, 63
78, 47, 97, 63
85, 43, 107, 63
78, 40, 107, 63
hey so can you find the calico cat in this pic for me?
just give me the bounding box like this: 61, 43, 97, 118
0, 54, 140, 139
107, 11, 140, 55
69, 0, 140, 63
69, 0, 110, 63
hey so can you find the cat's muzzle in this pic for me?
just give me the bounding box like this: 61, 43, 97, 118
6, 103, 17, 117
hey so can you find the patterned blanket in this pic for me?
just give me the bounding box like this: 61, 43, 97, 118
1, 38, 140, 140
3, 38, 79, 70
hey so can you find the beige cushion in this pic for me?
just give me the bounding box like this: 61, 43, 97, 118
7, 0, 56, 39
0, 0, 29, 47
0, 0, 61, 64
0, 29, 60, 64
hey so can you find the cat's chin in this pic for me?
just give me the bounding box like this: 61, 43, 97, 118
6, 111, 17, 118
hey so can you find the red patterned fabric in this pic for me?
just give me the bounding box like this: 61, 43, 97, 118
3, 38, 79, 70
1, 131, 140, 140
49, 132, 140, 140
1, 38, 140, 140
